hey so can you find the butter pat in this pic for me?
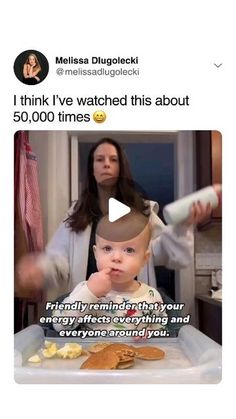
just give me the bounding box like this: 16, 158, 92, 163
44, 340, 53, 348
56, 343, 83, 359
28, 354, 41, 363
42, 342, 58, 358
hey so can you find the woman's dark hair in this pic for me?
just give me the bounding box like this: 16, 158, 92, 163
66, 138, 149, 232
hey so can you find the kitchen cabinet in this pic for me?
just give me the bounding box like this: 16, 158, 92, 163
195, 294, 222, 345
195, 131, 222, 228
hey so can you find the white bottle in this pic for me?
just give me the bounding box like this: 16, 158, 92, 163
163, 186, 221, 225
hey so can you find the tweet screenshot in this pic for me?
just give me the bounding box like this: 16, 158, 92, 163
1, 1, 235, 418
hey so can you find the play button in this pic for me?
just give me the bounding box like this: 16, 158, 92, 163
94, 176, 150, 242
108, 198, 131, 222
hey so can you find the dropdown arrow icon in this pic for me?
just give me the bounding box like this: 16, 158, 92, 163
214, 63, 222, 68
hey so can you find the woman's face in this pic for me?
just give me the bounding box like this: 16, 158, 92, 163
29, 55, 36, 66
93, 143, 120, 186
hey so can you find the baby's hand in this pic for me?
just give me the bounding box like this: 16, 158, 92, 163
133, 328, 148, 342
87, 268, 112, 298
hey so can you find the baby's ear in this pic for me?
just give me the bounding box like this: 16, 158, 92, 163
144, 249, 150, 264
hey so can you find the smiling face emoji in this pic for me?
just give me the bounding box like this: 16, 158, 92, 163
93, 110, 106, 123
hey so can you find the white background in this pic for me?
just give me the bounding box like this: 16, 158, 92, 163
0, 1, 235, 418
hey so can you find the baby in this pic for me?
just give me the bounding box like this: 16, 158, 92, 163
52, 210, 168, 338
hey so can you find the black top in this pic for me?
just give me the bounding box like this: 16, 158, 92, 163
86, 222, 98, 280
23, 76, 40, 85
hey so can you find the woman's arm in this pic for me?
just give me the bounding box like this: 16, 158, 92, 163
152, 224, 194, 269
150, 202, 194, 269
37, 203, 82, 287
38, 221, 72, 287
30, 67, 41, 77
150, 196, 215, 269
24, 65, 40, 78
23, 64, 30, 78
17, 221, 71, 291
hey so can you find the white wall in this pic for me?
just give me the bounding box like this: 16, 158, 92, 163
29, 131, 70, 244
175, 131, 195, 323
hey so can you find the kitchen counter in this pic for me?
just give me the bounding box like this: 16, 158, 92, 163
196, 293, 222, 307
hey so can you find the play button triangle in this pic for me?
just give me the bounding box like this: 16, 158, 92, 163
108, 198, 131, 222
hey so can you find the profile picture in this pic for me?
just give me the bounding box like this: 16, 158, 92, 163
14, 50, 49, 85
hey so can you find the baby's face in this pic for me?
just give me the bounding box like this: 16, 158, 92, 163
94, 228, 150, 285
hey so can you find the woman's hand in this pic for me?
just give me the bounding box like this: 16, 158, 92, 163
16, 254, 44, 291
87, 268, 112, 298
186, 201, 213, 226
185, 184, 222, 226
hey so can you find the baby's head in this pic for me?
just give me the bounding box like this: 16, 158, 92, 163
93, 210, 151, 284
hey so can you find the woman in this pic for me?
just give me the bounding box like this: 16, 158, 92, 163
23, 54, 41, 85
17, 138, 213, 296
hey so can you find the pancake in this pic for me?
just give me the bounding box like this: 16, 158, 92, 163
80, 350, 120, 370
133, 346, 165, 360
